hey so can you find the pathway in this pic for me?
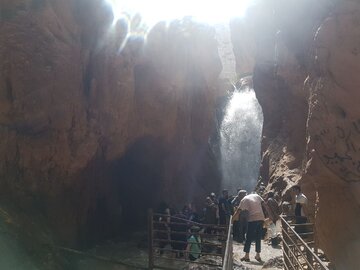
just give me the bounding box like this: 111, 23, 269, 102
233, 240, 283, 270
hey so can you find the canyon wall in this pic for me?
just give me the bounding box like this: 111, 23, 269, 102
0, 0, 223, 245
3, 0, 360, 268
231, 0, 360, 269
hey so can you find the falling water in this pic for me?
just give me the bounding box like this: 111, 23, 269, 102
220, 77, 263, 192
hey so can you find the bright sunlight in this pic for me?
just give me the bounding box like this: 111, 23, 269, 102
105, 0, 255, 27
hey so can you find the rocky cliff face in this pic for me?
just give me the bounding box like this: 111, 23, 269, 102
231, 0, 360, 269
4, 0, 360, 267
0, 0, 223, 245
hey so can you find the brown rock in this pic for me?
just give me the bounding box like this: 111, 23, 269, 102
0, 0, 222, 245
231, 0, 360, 269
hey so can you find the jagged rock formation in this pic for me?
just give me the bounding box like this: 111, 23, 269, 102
231, 0, 360, 269
0, 0, 223, 245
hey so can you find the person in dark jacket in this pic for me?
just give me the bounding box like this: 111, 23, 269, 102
232, 190, 248, 242
218, 189, 232, 225
203, 197, 218, 234
155, 202, 170, 255
170, 209, 188, 258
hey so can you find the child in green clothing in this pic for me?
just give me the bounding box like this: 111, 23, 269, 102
186, 226, 202, 261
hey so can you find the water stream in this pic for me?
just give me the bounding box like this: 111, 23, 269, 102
220, 78, 263, 192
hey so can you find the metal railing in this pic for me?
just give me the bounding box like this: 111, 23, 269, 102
148, 209, 229, 270
280, 216, 329, 270
222, 215, 233, 270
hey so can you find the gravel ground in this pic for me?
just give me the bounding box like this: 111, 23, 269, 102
233, 240, 283, 270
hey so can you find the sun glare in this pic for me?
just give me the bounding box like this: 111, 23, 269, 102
105, 0, 254, 27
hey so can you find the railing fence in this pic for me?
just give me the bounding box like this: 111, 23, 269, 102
281, 215, 329, 270
148, 209, 231, 270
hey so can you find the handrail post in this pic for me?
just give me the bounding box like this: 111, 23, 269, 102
222, 215, 233, 270
229, 221, 233, 269
313, 222, 318, 256
148, 209, 154, 270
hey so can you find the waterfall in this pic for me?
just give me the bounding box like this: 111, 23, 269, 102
220, 77, 263, 192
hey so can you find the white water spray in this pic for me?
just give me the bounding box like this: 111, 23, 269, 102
220, 78, 263, 192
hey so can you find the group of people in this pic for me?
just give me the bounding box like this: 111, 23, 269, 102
205, 185, 309, 263
232, 185, 308, 262
155, 203, 203, 261
155, 184, 308, 263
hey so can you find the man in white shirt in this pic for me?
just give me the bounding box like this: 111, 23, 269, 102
292, 185, 308, 234
237, 193, 265, 262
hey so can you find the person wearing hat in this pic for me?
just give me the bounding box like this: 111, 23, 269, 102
186, 226, 202, 261
210, 192, 218, 204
